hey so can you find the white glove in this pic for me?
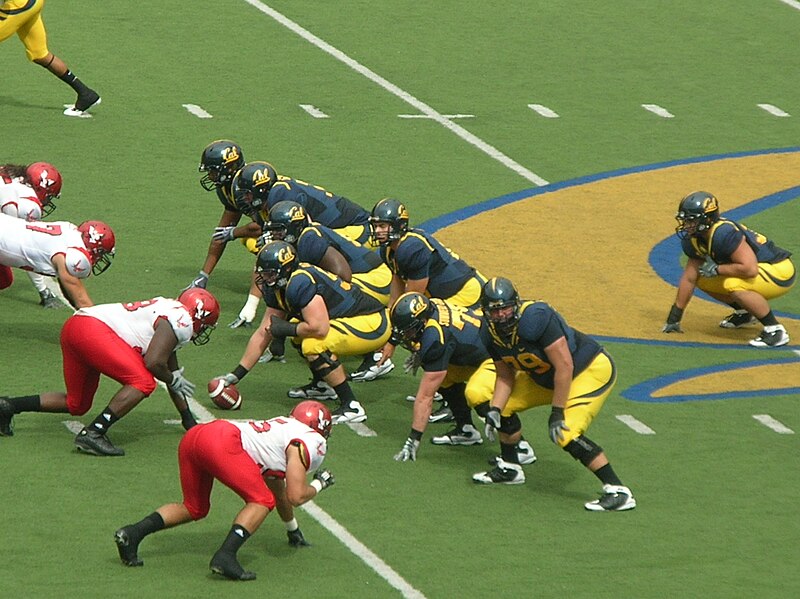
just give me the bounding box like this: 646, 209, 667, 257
310, 470, 335, 492
403, 352, 421, 375
169, 367, 196, 399
483, 407, 501, 442
212, 226, 236, 243
394, 437, 420, 462
215, 373, 240, 386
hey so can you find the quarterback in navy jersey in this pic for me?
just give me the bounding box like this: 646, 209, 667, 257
663, 191, 795, 347
467, 277, 636, 512
217, 241, 391, 425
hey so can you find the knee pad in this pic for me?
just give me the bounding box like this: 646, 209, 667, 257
308, 351, 340, 379
499, 413, 522, 435
563, 435, 603, 466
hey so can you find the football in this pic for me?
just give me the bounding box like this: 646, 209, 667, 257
207, 377, 242, 410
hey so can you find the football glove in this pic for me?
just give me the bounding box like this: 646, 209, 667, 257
311, 469, 335, 492
403, 351, 421, 376
483, 406, 501, 442
184, 270, 209, 291
699, 255, 719, 278
393, 437, 420, 462
168, 368, 196, 400
287, 528, 311, 547
212, 226, 236, 243
548, 407, 570, 444
215, 372, 240, 387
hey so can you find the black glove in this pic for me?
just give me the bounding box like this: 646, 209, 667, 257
287, 528, 311, 547
183, 270, 209, 292
270, 315, 298, 339
548, 407, 570, 444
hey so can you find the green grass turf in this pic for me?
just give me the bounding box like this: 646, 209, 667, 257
1, 1, 799, 597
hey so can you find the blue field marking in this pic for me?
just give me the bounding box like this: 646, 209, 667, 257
622, 356, 800, 403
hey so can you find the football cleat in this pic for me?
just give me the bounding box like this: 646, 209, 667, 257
749, 325, 790, 348
210, 551, 256, 581
472, 459, 525, 485
287, 380, 337, 400
431, 424, 483, 446
331, 401, 367, 424
719, 310, 757, 329
0, 397, 15, 437
349, 352, 395, 382
258, 349, 286, 364
39, 289, 63, 309
406, 391, 443, 402
428, 405, 454, 423
487, 439, 537, 466
584, 484, 637, 512
74, 428, 125, 456
75, 89, 101, 112
114, 527, 144, 567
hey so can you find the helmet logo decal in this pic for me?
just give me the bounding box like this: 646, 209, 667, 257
86, 225, 104, 249
409, 295, 427, 317
192, 298, 211, 323
222, 146, 240, 165
38, 169, 55, 190
277, 245, 295, 265
254, 169, 273, 186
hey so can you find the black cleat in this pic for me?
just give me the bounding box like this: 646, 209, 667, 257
114, 527, 144, 566
209, 551, 256, 581
75, 89, 101, 112
75, 428, 125, 456
0, 397, 15, 437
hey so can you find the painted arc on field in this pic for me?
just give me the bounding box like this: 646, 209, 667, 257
421, 148, 800, 402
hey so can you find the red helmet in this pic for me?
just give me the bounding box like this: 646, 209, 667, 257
26, 162, 62, 215
77, 221, 116, 275
177, 288, 220, 345
291, 400, 332, 439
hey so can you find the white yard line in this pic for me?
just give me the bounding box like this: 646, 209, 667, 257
527, 104, 560, 118
615, 415, 656, 435
779, 0, 800, 11
299, 104, 330, 118
182, 104, 213, 118
242, 0, 548, 186
641, 104, 674, 118
752, 414, 794, 434
398, 113, 474, 119
757, 103, 790, 117
301, 501, 427, 599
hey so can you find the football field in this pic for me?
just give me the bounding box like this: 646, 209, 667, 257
2, 1, 800, 597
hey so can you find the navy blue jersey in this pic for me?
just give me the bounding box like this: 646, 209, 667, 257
215, 182, 238, 212
267, 176, 369, 229
296, 224, 383, 274
263, 264, 383, 319
682, 219, 791, 264
381, 229, 477, 299
418, 299, 490, 372
483, 301, 602, 389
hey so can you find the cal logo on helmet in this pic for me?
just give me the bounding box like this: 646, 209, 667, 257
288, 205, 306, 223
277, 244, 296, 266
254, 168, 273, 187
222, 146, 240, 166
409, 295, 427, 317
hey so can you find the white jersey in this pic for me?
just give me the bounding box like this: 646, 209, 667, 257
231, 416, 327, 476
0, 213, 91, 278
75, 297, 195, 354
0, 177, 43, 221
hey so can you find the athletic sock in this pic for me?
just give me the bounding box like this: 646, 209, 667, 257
89, 407, 119, 435
594, 463, 623, 486
500, 441, 520, 465
758, 310, 779, 327
59, 70, 89, 94
6, 395, 41, 413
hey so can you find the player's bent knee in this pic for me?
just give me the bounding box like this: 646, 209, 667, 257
308, 351, 340, 379
186, 503, 210, 521
499, 413, 522, 435
563, 435, 603, 466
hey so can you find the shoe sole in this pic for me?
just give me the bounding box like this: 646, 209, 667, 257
585, 499, 637, 511
719, 317, 757, 329
431, 437, 483, 446
75, 440, 125, 456
748, 338, 790, 348
287, 392, 338, 399
488, 455, 537, 466
350, 364, 395, 382
472, 475, 525, 485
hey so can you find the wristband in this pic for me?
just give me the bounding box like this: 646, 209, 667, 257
667, 304, 684, 324
232, 364, 249, 381
409, 428, 423, 442
310, 479, 323, 493
550, 406, 565, 417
